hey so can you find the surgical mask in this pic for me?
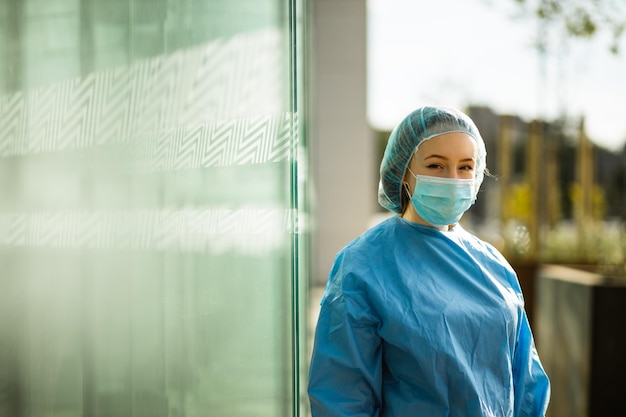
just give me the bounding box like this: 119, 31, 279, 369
406, 171, 476, 226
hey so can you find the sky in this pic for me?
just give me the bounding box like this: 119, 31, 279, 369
367, 0, 626, 151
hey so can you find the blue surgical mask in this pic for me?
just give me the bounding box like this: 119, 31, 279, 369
407, 171, 476, 226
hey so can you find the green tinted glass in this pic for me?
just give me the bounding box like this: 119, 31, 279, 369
0, 1, 308, 416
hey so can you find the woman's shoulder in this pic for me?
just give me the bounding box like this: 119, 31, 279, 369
326, 217, 400, 290
339, 215, 408, 255
343, 214, 385, 243
455, 225, 516, 274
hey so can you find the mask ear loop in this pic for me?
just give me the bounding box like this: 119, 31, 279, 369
404, 166, 418, 198
403, 182, 412, 198
400, 182, 413, 216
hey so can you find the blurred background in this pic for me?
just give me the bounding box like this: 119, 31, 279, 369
0, 0, 625, 416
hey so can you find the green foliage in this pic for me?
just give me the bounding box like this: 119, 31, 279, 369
511, 0, 626, 53
498, 218, 626, 273
565, 7, 596, 37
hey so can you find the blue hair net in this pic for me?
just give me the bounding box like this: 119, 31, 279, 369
378, 106, 487, 214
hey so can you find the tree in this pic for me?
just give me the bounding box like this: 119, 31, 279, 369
512, 0, 626, 53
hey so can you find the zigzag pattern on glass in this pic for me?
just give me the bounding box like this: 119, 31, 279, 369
0, 208, 293, 254
0, 29, 292, 170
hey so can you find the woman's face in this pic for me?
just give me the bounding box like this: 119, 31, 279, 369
402, 132, 477, 228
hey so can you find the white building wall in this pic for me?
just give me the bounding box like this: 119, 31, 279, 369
311, 0, 377, 285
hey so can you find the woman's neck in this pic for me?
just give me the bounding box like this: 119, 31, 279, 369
400, 206, 447, 232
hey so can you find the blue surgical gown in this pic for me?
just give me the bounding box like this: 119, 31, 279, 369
308, 216, 550, 417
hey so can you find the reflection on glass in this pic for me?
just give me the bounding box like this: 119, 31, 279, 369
0, 1, 305, 416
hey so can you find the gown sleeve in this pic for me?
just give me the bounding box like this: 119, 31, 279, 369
308, 255, 383, 417
512, 308, 551, 416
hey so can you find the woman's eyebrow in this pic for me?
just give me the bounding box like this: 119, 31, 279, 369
424, 154, 448, 160
424, 154, 475, 162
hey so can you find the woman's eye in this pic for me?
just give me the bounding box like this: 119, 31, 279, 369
460, 165, 474, 171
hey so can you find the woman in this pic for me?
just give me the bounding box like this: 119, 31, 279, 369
308, 106, 550, 416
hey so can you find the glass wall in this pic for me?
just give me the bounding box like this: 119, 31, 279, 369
0, 0, 309, 416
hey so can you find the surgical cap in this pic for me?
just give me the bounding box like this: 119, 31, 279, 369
378, 105, 487, 214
